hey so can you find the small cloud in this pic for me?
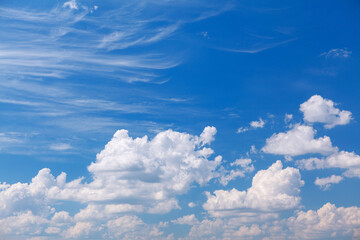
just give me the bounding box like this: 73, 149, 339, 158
250, 118, 265, 129
50, 143, 72, 151
284, 114, 293, 123
237, 118, 265, 134
188, 202, 196, 208
314, 175, 343, 191
237, 127, 249, 133
320, 48, 351, 59
250, 145, 257, 154
63, 0, 79, 10
63, 0, 78, 10
201, 31, 209, 39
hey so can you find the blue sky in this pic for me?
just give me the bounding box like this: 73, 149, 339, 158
0, 0, 360, 239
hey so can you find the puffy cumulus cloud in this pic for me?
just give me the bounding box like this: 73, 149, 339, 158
74, 203, 144, 221
45, 127, 221, 213
0, 211, 48, 236
106, 215, 144, 238
262, 124, 337, 156
0, 168, 66, 218
183, 203, 360, 239
0, 207, 170, 239
106, 215, 173, 240
297, 151, 360, 179
0, 209, 75, 239
204, 160, 304, 217
86, 127, 220, 199
314, 175, 343, 190
63, 221, 94, 239
188, 218, 225, 239
0, 127, 222, 238
171, 214, 199, 225
200, 126, 217, 145
187, 218, 268, 240
300, 95, 352, 129
231, 224, 262, 238
288, 203, 360, 239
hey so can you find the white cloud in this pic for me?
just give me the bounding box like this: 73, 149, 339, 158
237, 127, 249, 133
320, 48, 352, 58
200, 126, 217, 145
288, 203, 360, 239
300, 95, 352, 129
64, 222, 94, 239
187, 203, 360, 239
106, 215, 144, 238
237, 118, 266, 134
188, 202, 196, 208
284, 113, 293, 123
232, 224, 262, 237
74, 203, 144, 221
219, 158, 254, 186
49, 143, 72, 151
204, 160, 304, 217
0, 127, 221, 217
250, 118, 265, 129
249, 145, 257, 154
314, 175, 343, 190
230, 158, 254, 171
297, 150, 360, 182
63, 0, 78, 10
188, 218, 225, 239
0, 168, 64, 217
73, 127, 221, 208
343, 168, 360, 178
0, 211, 49, 235
262, 124, 337, 156
218, 170, 247, 186
297, 150, 360, 170
171, 214, 199, 225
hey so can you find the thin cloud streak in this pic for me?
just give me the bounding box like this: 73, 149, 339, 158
215, 38, 297, 54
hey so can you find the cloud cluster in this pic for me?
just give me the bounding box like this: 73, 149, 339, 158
297, 150, 360, 181
81, 126, 221, 206
0, 127, 222, 239
288, 203, 360, 239
204, 160, 304, 217
185, 203, 360, 239
262, 95, 357, 191
0, 94, 359, 239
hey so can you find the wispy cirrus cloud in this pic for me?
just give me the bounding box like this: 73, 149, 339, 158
0, 0, 231, 82
216, 38, 297, 54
